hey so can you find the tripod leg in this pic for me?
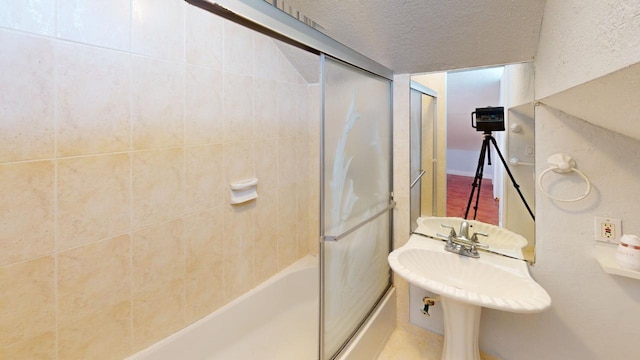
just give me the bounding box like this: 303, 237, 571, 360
472, 139, 491, 220
464, 138, 489, 219
488, 136, 535, 220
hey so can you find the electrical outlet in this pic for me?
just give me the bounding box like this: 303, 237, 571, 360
594, 217, 622, 243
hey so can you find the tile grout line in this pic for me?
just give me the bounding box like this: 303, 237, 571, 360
129, 0, 135, 352
52, 1, 60, 355
182, 0, 188, 326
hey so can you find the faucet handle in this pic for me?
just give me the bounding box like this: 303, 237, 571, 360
440, 224, 457, 237
471, 232, 489, 248
472, 231, 488, 239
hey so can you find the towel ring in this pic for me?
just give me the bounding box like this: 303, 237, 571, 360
537, 153, 591, 202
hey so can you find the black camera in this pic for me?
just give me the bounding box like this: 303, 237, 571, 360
471, 106, 504, 132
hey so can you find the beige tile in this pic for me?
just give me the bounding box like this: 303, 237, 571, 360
223, 253, 254, 302
58, 302, 132, 360
255, 191, 278, 241
56, 42, 131, 157
132, 56, 185, 150
131, 0, 184, 61
278, 137, 297, 187
255, 138, 279, 192
0, 0, 55, 35
254, 139, 278, 278
278, 82, 299, 140
0, 161, 54, 266
57, 154, 131, 250
185, 145, 224, 212
57, 235, 131, 325
185, 208, 223, 274
133, 280, 185, 351
185, 4, 223, 68
223, 142, 255, 204
185, 65, 223, 146
254, 33, 279, 81
254, 78, 279, 140
223, 20, 253, 75
223, 201, 256, 255
0, 331, 55, 360
132, 149, 185, 228
186, 259, 224, 323
0, 31, 55, 162
132, 219, 184, 295
297, 178, 310, 223
297, 218, 310, 257
0, 256, 55, 346
277, 46, 302, 84
277, 185, 299, 269
296, 85, 311, 139
223, 202, 255, 300
56, 0, 131, 51
223, 73, 254, 143
255, 231, 277, 285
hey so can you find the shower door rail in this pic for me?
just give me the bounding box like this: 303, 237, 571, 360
323, 200, 395, 242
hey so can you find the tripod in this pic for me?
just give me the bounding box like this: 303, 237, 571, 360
464, 131, 535, 221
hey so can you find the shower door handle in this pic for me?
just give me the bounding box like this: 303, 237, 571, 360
410, 169, 426, 188
323, 200, 396, 242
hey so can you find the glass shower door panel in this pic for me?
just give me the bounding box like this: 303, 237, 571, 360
323, 214, 390, 358
321, 56, 392, 359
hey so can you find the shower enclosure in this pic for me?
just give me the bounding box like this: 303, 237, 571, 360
185, 1, 394, 359
320, 55, 393, 359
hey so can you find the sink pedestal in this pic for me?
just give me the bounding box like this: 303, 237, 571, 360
441, 297, 481, 360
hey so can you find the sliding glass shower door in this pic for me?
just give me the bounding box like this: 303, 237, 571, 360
320, 55, 393, 359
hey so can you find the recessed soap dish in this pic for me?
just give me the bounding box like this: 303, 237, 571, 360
230, 178, 259, 204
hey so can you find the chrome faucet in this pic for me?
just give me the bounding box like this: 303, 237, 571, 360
437, 221, 489, 258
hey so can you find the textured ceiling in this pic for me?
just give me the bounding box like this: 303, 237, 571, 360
281, 0, 546, 74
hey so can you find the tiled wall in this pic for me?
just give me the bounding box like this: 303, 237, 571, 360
0, 0, 319, 358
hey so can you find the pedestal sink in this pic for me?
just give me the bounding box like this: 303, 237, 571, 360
388, 229, 550, 360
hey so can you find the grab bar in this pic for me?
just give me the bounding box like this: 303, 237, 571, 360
323, 200, 396, 242
410, 170, 426, 188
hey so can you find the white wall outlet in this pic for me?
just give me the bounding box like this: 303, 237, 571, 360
594, 216, 622, 243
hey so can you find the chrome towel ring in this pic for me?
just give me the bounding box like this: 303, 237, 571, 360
537, 153, 591, 202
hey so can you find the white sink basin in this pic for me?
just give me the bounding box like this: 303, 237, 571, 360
388, 235, 550, 359
389, 236, 550, 313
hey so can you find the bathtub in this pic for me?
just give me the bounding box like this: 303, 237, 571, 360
127, 255, 395, 360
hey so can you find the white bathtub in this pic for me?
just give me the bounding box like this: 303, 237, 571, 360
127, 255, 395, 360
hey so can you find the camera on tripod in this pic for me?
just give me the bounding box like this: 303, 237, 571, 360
471, 106, 504, 132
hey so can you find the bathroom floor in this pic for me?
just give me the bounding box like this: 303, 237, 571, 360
377, 328, 499, 360
377, 328, 443, 359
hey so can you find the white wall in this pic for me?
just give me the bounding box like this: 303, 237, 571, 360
535, 0, 640, 99
479, 1, 640, 359
446, 148, 493, 180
